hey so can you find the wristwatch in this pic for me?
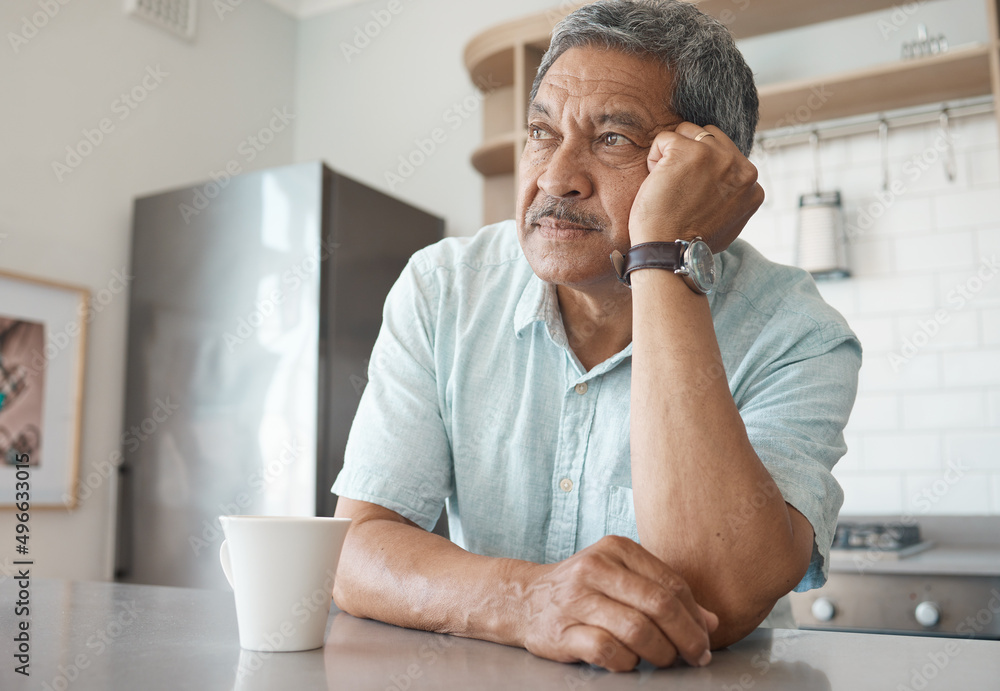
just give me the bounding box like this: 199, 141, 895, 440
610, 238, 716, 294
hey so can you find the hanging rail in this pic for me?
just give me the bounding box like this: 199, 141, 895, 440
755, 95, 995, 150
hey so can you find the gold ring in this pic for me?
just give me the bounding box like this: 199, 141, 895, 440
694, 131, 715, 142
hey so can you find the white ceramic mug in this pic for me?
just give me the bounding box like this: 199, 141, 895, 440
219, 515, 351, 652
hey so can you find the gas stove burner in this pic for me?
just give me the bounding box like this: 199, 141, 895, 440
834, 522, 922, 551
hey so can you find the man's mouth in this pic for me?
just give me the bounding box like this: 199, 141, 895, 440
533, 217, 597, 241
526, 199, 607, 238
535, 218, 593, 233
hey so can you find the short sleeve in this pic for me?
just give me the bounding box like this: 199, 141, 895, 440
331, 256, 453, 531
737, 329, 861, 592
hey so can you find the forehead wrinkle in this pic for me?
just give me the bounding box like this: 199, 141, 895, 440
535, 80, 670, 126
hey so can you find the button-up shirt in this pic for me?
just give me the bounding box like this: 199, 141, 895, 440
333, 220, 861, 592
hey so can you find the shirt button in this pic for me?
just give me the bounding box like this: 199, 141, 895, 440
574, 382, 588, 395
559, 478, 573, 492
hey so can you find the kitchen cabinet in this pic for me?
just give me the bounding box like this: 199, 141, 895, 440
465, 0, 1000, 225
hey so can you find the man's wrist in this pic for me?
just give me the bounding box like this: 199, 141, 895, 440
628, 265, 707, 300
628, 223, 705, 247
485, 558, 546, 647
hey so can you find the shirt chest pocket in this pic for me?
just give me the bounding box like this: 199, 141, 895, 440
605, 485, 640, 543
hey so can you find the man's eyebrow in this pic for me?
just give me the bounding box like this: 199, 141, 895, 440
527, 102, 549, 118
595, 111, 648, 131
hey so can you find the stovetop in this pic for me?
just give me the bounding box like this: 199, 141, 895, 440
833, 521, 922, 551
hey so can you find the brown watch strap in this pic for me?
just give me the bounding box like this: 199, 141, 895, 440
612, 241, 683, 286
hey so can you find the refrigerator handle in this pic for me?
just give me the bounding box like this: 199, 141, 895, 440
113, 463, 133, 580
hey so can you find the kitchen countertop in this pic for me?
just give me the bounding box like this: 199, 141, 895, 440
829, 545, 1000, 576
3, 579, 999, 689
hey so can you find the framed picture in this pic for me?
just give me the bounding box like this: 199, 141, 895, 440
0, 270, 88, 508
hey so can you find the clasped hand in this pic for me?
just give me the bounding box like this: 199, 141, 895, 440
518, 535, 717, 672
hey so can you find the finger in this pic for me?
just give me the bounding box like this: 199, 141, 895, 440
562, 625, 639, 673
602, 539, 709, 625
699, 604, 720, 633
677, 122, 736, 149
575, 593, 679, 668
582, 566, 710, 666
633, 571, 713, 667
645, 123, 699, 169
595, 540, 713, 666
646, 123, 733, 171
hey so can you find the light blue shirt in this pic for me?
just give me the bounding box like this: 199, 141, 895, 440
333, 220, 861, 593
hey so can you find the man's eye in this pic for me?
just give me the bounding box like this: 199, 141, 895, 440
602, 133, 631, 147
529, 126, 553, 140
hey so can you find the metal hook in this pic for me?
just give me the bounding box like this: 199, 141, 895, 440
809, 131, 822, 194
753, 135, 776, 207
940, 109, 957, 182
878, 120, 890, 191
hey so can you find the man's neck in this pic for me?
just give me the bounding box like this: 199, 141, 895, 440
556, 281, 633, 371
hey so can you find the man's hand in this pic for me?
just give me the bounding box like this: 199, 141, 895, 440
517, 535, 718, 672
628, 123, 764, 251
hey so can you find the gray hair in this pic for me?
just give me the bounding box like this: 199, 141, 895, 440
530, 0, 758, 156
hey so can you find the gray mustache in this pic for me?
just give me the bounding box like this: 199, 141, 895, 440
526, 198, 607, 231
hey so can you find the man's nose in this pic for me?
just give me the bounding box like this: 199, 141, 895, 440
536, 142, 593, 199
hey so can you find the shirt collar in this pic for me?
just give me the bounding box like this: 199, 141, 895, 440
513, 272, 633, 374
514, 272, 560, 339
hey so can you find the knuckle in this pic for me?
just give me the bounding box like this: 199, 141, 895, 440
572, 551, 603, 575
643, 588, 670, 614
579, 632, 610, 663
618, 611, 648, 644
646, 588, 683, 620
658, 572, 689, 597
600, 534, 633, 551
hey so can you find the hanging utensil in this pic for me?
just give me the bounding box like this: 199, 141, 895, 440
940, 109, 957, 182
879, 119, 890, 191
810, 131, 822, 194
754, 136, 776, 207
796, 133, 850, 279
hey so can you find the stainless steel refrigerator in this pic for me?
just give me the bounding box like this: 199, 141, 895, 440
115, 161, 443, 589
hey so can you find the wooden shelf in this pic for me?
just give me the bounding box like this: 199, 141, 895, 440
464, 11, 568, 89
697, 0, 909, 39
758, 44, 994, 130
471, 133, 520, 176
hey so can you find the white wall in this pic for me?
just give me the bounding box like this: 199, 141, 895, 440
738, 0, 1000, 516
294, 0, 567, 236
745, 115, 1000, 516
0, 0, 298, 581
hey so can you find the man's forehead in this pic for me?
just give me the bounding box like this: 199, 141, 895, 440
532, 46, 674, 122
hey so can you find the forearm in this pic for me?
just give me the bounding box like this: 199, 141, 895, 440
332, 499, 535, 646
629, 269, 810, 641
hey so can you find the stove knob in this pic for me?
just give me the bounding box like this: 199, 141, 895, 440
811, 597, 836, 622
915, 602, 940, 628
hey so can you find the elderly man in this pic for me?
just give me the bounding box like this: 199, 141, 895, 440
332, 0, 860, 672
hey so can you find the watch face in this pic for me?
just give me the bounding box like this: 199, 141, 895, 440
685, 240, 716, 293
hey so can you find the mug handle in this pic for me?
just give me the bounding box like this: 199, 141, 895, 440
219, 540, 235, 589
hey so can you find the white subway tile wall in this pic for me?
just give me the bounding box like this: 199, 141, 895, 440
746, 113, 1000, 515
